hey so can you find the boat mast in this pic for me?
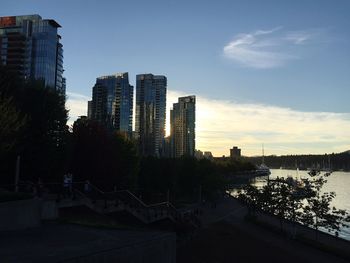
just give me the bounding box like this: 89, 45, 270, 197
262, 143, 265, 165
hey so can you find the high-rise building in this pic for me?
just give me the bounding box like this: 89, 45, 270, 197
90, 73, 133, 134
61, 77, 66, 95
170, 96, 196, 157
230, 146, 241, 158
87, 100, 92, 119
91, 82, 108, 125
0, 15, 65, 93
135, 74, 167, 156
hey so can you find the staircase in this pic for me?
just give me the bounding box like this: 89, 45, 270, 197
1, 181, 199, 227
73, 184, 181, 224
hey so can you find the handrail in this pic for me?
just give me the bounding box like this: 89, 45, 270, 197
88, 183, 107, 195
1, 180, 186, 223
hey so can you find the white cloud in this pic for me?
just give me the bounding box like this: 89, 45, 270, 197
66, 92, 90, 126
284, 29, 322, 45
167, 90, 350, 156
254, 27, 282, 36
67, 90, 350, 156
223, 27, 319, 68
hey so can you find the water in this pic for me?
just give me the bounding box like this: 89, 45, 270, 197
269, 169, 350, 240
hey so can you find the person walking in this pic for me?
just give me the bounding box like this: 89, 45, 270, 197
84, 180, 91, 197
63, 174, 70, 198
36, 177, 43, 198
67, 173, 74, 199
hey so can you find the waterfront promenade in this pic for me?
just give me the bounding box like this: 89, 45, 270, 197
0, 223, 176, 263
178, 196, 350, 263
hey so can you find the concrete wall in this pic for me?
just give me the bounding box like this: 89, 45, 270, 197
0, 198, 41, 231
255, 210, 350, 260
63, 233, 176, 263
40, 200, 58, 220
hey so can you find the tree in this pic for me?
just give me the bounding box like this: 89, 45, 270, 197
238, 173, 349, 239
137, 157, 229, 204
301, 172, 350, 239
71, 118, 138, 190
0, 65, 69, 182
0, 66, 26, 156
17, 81, 69, 182
0, 95, 26, 155
238, 184, 260, 219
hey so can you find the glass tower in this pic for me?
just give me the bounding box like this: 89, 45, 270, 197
91, 82, 108, 125
170, 96, 196, 157
92, 73, 133, 135
136, 74, 167, 156
0, 15, 65, 93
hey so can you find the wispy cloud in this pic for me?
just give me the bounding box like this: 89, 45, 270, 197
285, 31, 312, 44
66, 91, 350, 156
223, 27, 320, 68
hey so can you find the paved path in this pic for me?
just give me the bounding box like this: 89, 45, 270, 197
0, 223, 175, 263
178, 196, 350, 263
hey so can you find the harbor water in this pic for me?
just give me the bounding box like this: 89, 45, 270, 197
267, 169, 350, 241
230, 169, 350, 240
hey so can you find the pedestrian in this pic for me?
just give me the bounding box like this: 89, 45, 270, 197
67, 173, 74, 199
63, 174, 70, 198
84, 180, 91, 196
36, 177, 43, 198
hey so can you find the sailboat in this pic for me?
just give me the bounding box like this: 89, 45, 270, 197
321, 155, 333, 176
256, 144, 271, 176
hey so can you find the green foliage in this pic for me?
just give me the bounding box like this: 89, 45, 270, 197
239, 172, 350, 238
0, 66, 69, 182
301, 172, 350, 237
138, 157, 236, 204
0, 95, 26, 154
244, 153, 350, 171
0, 67, 26, 155
71, 118, 139, 190
214, 158, 256, 173
19, 81, 69, 181
238, 184, 260, 217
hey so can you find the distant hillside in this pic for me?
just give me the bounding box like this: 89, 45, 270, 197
242, 152, 350, 171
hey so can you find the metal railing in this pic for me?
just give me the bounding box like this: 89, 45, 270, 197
0, 180, 198, 226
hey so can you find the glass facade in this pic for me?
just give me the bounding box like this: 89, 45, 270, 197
170, 96, 196, 157
0, 15, 64, 93
136, 74, 167, 156
91, 83, 108, 124
93, 73, 133, 134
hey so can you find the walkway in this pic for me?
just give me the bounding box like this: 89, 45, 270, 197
178, 196, 350, 263
0, 223, 175, 263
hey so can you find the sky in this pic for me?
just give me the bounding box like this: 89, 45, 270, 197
2, 0, 350, 156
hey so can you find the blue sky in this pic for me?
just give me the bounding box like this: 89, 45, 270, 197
2, 0, 350, 155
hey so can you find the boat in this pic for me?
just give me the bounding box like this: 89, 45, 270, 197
256, 163, 271, 176
255, 144, 271, 176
